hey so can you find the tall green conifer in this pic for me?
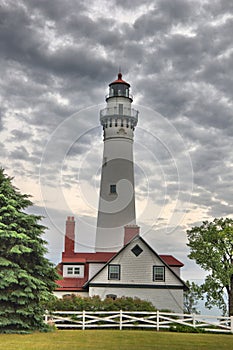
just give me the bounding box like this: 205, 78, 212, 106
0, 169, 57, 332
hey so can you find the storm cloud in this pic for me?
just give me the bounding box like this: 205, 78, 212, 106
0, 0, 232, 281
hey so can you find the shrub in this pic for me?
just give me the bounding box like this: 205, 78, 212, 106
169, 324, 205, 333
44, 295, 157, 312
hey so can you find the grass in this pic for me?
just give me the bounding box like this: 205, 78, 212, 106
0, 330, 232, 350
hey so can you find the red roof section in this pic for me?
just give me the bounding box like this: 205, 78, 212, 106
55, 252, 183, 291
159, 255, 184, 267
56, 278, 87, 291
110, 73, 130, 86
62, 252, 116, 263
61, 253, 183, 266
56, 252, 116, 291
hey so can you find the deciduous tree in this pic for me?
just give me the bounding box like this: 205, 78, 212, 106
183, 281, 201, 314
187, 218, 233, 315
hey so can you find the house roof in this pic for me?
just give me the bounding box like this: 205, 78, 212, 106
62, 253, 183, 266
109, 73, 130, 87
83, 236, 187, 289
56, 252, 116, 291
56, 277, 87, 291
62, 252, 116, 263
56, 237, 187, 292
159, 255, 184, 267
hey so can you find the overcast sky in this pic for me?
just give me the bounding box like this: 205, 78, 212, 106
1, 0, 233, 284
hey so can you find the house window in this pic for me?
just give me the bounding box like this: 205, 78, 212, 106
106, 294, 117, 300
131, 244, 143, 257
67, 267, 73, 275
64, 265, 84, 278
67, 267, 80, 275
74, 267, 80, 275
108, 264, 120, 280
153, 266, 165, 281
110, 184, 117, 194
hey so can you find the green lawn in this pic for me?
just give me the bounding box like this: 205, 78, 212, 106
0, 330, 232, 350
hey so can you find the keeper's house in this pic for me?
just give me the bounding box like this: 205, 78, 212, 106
55, 217, 187, 313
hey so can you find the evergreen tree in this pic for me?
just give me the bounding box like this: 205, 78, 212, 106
0, 169, 58, 333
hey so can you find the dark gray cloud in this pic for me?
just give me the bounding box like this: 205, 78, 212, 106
10, 129, 32, 141
113, 0, 151, 9
0, 0, 232, 271
10, 145, 30, 160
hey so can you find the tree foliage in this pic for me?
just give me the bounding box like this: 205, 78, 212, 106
183, 281, 201, 314
187, 218, 233, 315
0, 169, 58, 333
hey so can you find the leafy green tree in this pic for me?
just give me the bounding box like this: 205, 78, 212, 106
183, 281, 201, 314
0, 169, 58, 333
187, 218, 233, 316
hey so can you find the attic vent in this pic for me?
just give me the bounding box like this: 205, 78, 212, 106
131, 244, 143, 257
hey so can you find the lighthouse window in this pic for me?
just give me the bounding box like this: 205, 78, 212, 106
110, 184, 117, 194
119, 104, 123, 115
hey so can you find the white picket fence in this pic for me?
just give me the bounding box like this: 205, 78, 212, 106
44, 310, 233, 333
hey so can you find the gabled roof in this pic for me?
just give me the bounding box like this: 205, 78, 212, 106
56, 236, 187, 292
62, 252, 183, 266
84, 236, 187, 289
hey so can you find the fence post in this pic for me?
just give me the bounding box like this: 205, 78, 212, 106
193, 313, 196, 328
230, 316, 233, 333
82, 310, 85, 330
156, 310, 160, 331
119, 310, 122, 330
44, 310, 48, 324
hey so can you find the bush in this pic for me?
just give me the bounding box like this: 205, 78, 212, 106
43, 295, 157, 312
169, 324, 205, 333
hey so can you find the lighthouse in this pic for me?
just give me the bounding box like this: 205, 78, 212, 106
56, 72, 186, 313
95, 73, 139, 252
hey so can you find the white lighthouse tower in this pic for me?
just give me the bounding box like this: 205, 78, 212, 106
95, 73, 139, 252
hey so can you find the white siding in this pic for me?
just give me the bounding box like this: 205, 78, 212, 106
89, 286, 183, 313
169, 266, 180, 276
89, 263, 105, 279
91, 238, 183, 286
88, 237, 185, 312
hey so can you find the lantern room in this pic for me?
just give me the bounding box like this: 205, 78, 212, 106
106, 73, 133, 102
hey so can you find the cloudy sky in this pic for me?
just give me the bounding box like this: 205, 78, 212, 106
1, 0, 233, 284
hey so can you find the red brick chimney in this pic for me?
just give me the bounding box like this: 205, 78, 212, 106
64, 216, 75, 256
124, 225, 140, 245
